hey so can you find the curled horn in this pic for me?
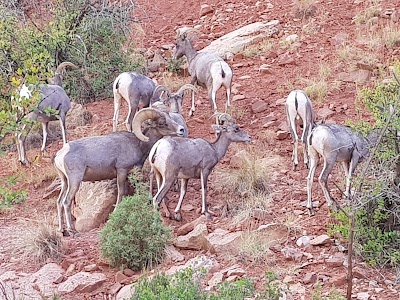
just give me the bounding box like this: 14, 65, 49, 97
175, 27, 200, 39
212, 112, 235, 125
56, 62, 78, 74
132, 108, 163, 142
176, 84, 197, 97
153, 85, 172, 101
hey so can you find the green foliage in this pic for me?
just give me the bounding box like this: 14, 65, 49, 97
100, 172, 172, 270
131, 268, 255, 300
331, 62, 400, 268
0, 0, 146, 139
0, 174, 27, 208
312, 282, 346, 300
166, 57, 185, 74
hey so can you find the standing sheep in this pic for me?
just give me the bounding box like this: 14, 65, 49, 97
54, 107, 185, 236
173, 33, 233, 116
285, 90, 316, 170
306, 124, 378, 215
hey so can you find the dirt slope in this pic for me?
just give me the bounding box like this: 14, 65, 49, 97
1, 0, 400, 299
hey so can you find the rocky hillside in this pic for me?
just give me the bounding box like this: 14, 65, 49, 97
1, 0, 400, 299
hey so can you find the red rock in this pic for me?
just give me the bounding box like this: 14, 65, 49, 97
251, 100, 268, 113
115, 271, 128, 283
200, 4, 214, 17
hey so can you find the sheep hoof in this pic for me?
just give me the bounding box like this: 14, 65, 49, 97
174, 213, 182, 222
204, 212, 213, 220
307, 208, 315, 216
62, 229, 79, 237
293, 164, 298, 171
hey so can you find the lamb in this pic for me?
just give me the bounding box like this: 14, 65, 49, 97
285, 90, 316, 170
173, 32, 233, 116
15, 84, 71, 165
148, 113, 251, 221
112, 72, 158, 132
306, 124, 378, 215
54, 107, 185, 236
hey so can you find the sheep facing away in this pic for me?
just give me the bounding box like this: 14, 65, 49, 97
285, 90, 316, 171
306, 124, 378, 215
15, 84, 71, 165
148, 113, 251, 221
54, 107, 185, 236
112, 72, 158, 132
173, 33, 233, 116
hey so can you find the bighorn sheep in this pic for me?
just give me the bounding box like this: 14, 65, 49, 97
15, 84, 71, 165
173, 32, 233, 116
54, 107, 185, 236
306, 124, 378, 215
47, 62, 78, 86
112, 72, 158, 132
148, 84, 197, 197
148, 113, 251, 221
15, 61, 77, 165
285, 90, 316, 171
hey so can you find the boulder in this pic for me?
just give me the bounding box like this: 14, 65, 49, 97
73, 179, 118, 232
200, 20, 280, 59
206, 229, 243, 255
30, 263, 65, 297
174, 223, 210, 250
116, 283, 135, 300
58, 272, 106, 294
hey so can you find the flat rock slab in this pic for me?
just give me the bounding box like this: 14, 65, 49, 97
58, 272, 106, 294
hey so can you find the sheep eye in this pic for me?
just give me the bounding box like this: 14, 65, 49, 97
234, 126, 240, 132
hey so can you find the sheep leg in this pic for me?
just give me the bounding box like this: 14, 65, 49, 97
153, 174, 175, 219
173, 178, 189, 221
126, 98, 139, 132
114, 169, 129, 211
301, 119, 310, 168
112, 93, 122, 132
200, 169, 212, 220
189, 78, 197, 116
62, 179, 81, 236
318, 154, 338, 211
59, 113, 68, 144
346, 154, 361, 200
209, 85, 219, 113
16, 123, 31, 165
56, 174, 68, 233
40, 122, 49, 156
341, 161, 350, 200
225, 84, 231, 111
149, 167, 154, 200
306, 152, 319, 216
287, 110, 299, 171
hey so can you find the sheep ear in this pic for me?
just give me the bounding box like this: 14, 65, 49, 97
212, 124, 222, 133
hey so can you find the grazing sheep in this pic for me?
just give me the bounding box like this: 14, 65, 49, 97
15, 84, 71, 165
173, 33, 233, 116
148, 113, 251, 221
54, 107, 185, 236
47, 62, 78, 86
306, 124, 378, 215
285, 90, 316, 170
112, 72, 157, 132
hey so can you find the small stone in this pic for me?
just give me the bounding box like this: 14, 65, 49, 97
208, 272, 223, 289
115, 271, 128, 283
356, 292, 370, 300
233, 94, 246, 101
200, 4, 214, 17
310, 234, 331, 246
83, 264, 98, 272
303, 272, 317, 284
283, 275, 295, 283
325, 257, 344, 267
123, 268, 135, 277
251, 100, 268, 113
296, 236, 311, 247
276, 130, 289, 140
109, 282, 122, 295
285, 34, 298, 43
330, 275, 347, 287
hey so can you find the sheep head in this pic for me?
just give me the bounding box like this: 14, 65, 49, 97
212, 113, 251, 143
48, 62, 78, 86
173, 29, 199, 59
132, 107, 185, 142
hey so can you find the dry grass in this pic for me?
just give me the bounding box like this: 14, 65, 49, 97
226, 105, 248, 121
231, 191, 274, 225
383, 26, 400, 49
159, 73, 187, 92
292, 0, 317, 20
238, 230, 275, 264
302, 64, 340, 103
352, 0, 381, 26
17, 217, 63, 263
215, 148, 283, 196
279, 213, 305, 237
242, 39, 274, 58
18, 161, 59, 187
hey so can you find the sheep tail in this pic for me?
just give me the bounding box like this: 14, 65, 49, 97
115, 77, 121, 90
220, 62, 226, 78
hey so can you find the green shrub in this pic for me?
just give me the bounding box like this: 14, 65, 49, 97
0, 174, 27, 208
100, 173, 171, 270
166, 57, 185, 74
131, 268, 255, 300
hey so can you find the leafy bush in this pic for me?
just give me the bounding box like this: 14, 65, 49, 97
100, 173, 171, 270
166, 57, 185, 74
131, 268, 255, 300
329, 61, 400, 268
0, 175, 27, 208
